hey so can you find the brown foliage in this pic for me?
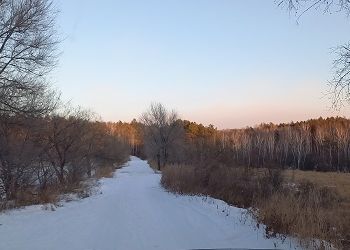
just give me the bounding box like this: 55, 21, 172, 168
162, 164, 282, 207
95, 166, 115, 179
254, 181, 348, 249
161, 164, 349, 249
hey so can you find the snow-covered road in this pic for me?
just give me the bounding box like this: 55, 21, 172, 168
0, 156, 300, 250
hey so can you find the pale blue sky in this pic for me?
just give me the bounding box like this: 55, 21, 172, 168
53, 0, 350, 128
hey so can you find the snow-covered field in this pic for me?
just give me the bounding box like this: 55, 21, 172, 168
0, 156, 301, 250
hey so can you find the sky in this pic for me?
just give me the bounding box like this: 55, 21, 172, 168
53, 0, 350, 129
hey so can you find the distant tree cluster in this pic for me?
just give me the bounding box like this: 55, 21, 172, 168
139, 104, 350, 172
181, 117, 350, 172
106, 119, 143, 157
180, 120, 218, 165
222, 117, 350, 171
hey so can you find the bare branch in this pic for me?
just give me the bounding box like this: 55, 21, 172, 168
0, 0, 60, 116
277, 0, 350, 16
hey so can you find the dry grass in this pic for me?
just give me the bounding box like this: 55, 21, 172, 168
0, 180, 94, 212
0, 186, 61, 210
147, 160, 161, 171
284, 169, 350, 202
94, 160, 128, 178
95, 165, 115, 178
255, 182, 347, 249
283, 169, 350, 248
161, 164, 283, 207
161, 164, 350, 249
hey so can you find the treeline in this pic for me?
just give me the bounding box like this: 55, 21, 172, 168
93, 105, 350, 174
222, 117, 350, 172
151, 116, 350, 172
140, 109, 350, 172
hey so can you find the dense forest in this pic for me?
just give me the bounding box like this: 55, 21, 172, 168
222, 117, 350, 172
136, 106, 350, 172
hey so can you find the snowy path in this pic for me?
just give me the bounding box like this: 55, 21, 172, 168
0, 156, 300, 250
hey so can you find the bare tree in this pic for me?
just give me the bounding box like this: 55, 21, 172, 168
277, 0, 350, 17
42, 106, 92, 184
0, 115, 41, 199
277, 0, 350, 108
329, 43, 350, 108
0, 0, 59, 116
140, 103, 183, 170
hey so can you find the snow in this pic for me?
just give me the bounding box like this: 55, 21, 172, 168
0, 156, 301, 250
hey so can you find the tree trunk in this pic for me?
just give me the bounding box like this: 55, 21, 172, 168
157, 153, 161, 171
